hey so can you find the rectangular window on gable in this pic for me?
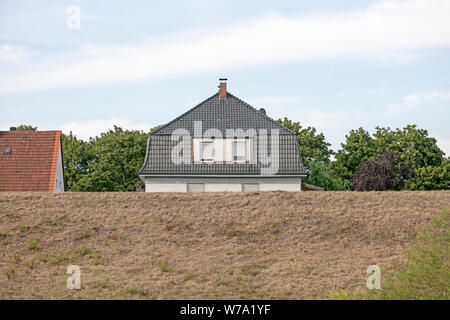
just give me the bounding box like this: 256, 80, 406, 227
200, 141, 215, 162
232, 141, 247, 162
193, 138, 252, 163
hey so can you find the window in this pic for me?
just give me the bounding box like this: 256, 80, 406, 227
193, 138, 252, 163
232, 141, 247, 162
200, 141, 215, 162
187, 183, 205, 192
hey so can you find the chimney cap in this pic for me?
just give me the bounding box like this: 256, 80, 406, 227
10, 126, 16, 131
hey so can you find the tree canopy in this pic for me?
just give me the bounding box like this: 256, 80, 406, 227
15, 125, 37, 131
334, 125, 446, 188
11, 121, 448, 191
405, 160, 450, 190
352, 151, 414, 191
63, 125, 161, 192
305, 160, 349, 191
276, 117, 333, 165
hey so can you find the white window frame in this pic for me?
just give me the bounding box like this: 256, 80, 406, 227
193, 138, 253, 164
200, 140, 215, 162
232, 140, 248, 163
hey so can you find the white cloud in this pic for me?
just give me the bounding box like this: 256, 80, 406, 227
387, 90, 450, 116
0, 44, 35, 62
54, 119, 155, 141
0, 33, 11, 40
1, 0, 450, 93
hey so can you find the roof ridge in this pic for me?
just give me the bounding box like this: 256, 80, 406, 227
225, 92, 297, 135
151, 91, 296, 136
150, 92, 219, 135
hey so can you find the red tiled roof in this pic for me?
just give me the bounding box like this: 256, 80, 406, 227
0, 131, 63, 192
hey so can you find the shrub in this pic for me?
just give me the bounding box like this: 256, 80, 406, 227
352, 151, 414, 191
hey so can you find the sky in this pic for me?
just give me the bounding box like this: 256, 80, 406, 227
0, 0, 449, 156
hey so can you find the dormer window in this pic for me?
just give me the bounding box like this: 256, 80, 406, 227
193, 138, 252, 163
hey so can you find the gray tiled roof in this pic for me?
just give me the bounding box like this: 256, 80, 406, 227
139, 92, 308, 176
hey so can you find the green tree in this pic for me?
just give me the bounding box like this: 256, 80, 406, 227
334, 125, 445, 187
276, 117, 332, 166
373, 125, 444, 168
405, 160, 450, 190
16, 124, 37, 131
305, 160, 349, 190
68, 125, 161, 192
333, 127, 377, 181
62, 132, 94, 191
71, 126, 148, 191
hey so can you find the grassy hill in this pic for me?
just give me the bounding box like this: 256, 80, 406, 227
0, 191, 449, 299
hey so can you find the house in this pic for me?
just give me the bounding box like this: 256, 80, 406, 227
138, 79, 308, 192
0, 128, 65, 192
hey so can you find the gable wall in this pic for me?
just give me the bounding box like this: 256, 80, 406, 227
53, 141, 65, 192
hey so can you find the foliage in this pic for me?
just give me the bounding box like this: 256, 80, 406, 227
333, 127, 377, 181
405, 160, 450, 190
62, 125, 160, 192
372, 125, 444, 168
305, 161, 349, 190
15, 124, 37, 131
277, 117, 333, 166
335, 125, 445, 189
371, 208, 450, 299
4, 266, 16, 280
352, 151, 414, 191
27, 238, 37, 250
69, 126, 150, 191
10, 121, 447, 192
62, 132, 94, 191
332, 208, 450, 300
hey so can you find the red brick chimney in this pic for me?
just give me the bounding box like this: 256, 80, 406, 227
219, 78, 227, 99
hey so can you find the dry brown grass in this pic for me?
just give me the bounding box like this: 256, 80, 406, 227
0, 191, 449, 299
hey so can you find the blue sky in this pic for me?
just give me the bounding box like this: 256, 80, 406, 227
1, 0, 449, 155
